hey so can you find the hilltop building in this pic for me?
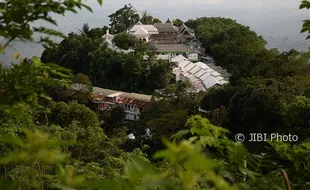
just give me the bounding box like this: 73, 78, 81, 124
127, 18, 205, 60
92, 87, 152, 121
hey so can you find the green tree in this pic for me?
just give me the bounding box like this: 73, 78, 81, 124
41, 32, 103, 74
79, 23, 92, 38
47, 100, 99, 128
193, 17, 241, 53
108, 4, 140, 33
112, 33, 136, 50
210, 25, 266, 71
90, 26, 110, 39
0, 57, 72, 113
281, 96, 310, 140
140, 11, 154, 24
73, 73, 92, 92
153, 18, 162, 24
172, 19, 183, 27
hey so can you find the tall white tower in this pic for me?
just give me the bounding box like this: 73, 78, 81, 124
106, 29, 110, 40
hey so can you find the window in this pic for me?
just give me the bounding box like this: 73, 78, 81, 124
134, 115, 137, 120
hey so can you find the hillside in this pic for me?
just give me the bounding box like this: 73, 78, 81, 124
1, 1, 310, 190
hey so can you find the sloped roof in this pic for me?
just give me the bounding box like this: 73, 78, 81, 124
141, 25, 159, 34
154, 23, 179, 33
134, 27, 149, 37
178, 60, 191, 68
166, 18, 172, 23
189, 65, 201, 74
188, 39, 202, 47
178, 24, 195, 36
203, 76, 220, 89
184, 62, 196, 71
129, 25, 158, 34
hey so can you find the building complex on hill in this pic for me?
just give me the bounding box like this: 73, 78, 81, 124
100, 18, 231, 96
127, 18, 204, 61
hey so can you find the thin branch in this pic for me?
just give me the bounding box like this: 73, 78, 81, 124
3, 39, 13, 50
281, 168, 291, 190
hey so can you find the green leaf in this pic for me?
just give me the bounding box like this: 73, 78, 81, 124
170, 129, 190, 139
97, 0, 103, 6
300, 3, 308, 9
301, 27, 310, 33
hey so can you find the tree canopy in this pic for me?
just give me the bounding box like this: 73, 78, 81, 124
108, 4, 140, 33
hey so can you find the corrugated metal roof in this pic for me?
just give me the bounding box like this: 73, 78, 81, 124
189, 65, 201, 74
179, 60, 191, 68
171, 55, 231, 91
184, 62, 196, 71
200, 72, 211, 81
195, 69, 207, 78
203, 76, 219, 88
211, 71, 221, 77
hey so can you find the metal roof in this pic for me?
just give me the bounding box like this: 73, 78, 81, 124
171, 55, 231, 91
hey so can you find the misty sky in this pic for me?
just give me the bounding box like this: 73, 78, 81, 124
63, 0, 309, 38
1, 0, 310, 65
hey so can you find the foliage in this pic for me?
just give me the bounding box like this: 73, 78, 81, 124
300, 0, 310, 39
2, 2, 310, 190
173, 19, 184, 27
210, 25, 266, 73
108, 4, 140, 33
72, 73, 92, 92
0, 57, 72, 114
140, 11, 161, 24
41, 32, 103, 74
112, 33, 136, 50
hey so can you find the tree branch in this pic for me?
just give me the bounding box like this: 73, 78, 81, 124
281, 168, 291, 190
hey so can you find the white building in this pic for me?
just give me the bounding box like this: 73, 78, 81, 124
128, 21, 159, 42
171, 55, 229, 92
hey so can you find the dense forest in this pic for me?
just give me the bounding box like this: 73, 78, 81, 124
1, 0, 310, 190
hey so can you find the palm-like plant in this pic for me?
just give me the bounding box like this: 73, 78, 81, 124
79, 23, 92, 38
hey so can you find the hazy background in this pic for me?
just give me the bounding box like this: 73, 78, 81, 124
1, 0, 309, 66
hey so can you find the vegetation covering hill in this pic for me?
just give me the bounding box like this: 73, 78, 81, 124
1, 1, 310, 190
